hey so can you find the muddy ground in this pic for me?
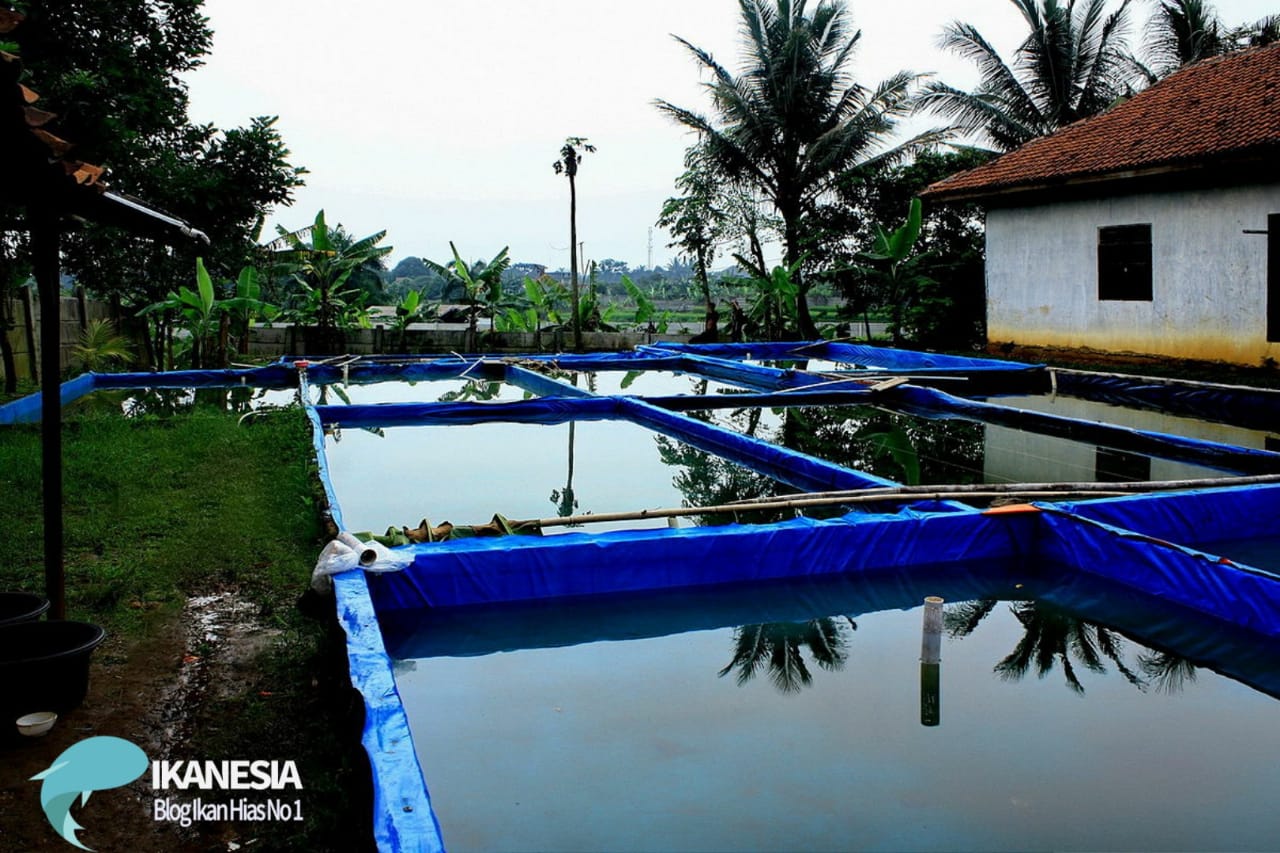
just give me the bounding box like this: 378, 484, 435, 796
0, 592, 368, 853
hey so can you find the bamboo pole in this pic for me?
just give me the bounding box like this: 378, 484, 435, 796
510, 489, 1130, 530
499, 473, 1280, 532
722, 473, 1280, 505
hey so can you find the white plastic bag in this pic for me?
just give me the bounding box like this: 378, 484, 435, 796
310, 532, 413, 592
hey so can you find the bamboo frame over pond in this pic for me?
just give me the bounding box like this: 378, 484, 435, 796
508, 474, 1280, 531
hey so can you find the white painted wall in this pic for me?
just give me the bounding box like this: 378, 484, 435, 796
986, 183, 1280, 365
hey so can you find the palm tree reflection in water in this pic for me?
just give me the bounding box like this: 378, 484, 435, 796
946, 599, 1195, 694
719, 617, 856, 694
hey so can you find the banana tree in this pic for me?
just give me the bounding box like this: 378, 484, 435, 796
424, 243, 510, 352
495, 275, 569, 350
266, 210, 391, 354
220, 266, 277, 361
389, 289, 434, 353
730, 253, 801, 342
853, 197, 932, 347
622, 274, 669, 334
139, 257, 219, 369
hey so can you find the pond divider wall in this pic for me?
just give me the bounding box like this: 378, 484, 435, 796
1053, 368, 1280, 431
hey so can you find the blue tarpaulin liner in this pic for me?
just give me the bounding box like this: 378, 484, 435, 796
379, 560, 1029, 659
1018, 563, 1280, 699
1034, 506, 1280, 638
1055, 369, 1280, 432
305, 358, 504, 387
300, 371, 446, 853
0, 372, 95, 424
93, 364, 301, 389
650, 340, 1046, 373
315, 396, 624, 428
380, 558, 1280, 700
0, 365, 300, 424
366, 507, 1023, 612
618, 396, 901, 491
886, 383, 1280, 474
1053, 484, 1280, 549
504, 364, 601, 398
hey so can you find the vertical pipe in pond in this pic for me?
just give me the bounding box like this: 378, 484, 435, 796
921, 596, 943, 726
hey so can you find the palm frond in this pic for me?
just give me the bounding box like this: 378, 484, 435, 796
943, 599, 999, 637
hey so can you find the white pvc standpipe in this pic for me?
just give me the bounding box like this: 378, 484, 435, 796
921, 596, 944, 727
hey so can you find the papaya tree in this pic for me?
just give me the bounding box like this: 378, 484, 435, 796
553, 137, 595, 352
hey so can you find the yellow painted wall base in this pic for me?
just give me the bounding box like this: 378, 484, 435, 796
987, 326, 1279, 367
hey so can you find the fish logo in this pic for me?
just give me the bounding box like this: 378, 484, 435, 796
29, 736, 150, 850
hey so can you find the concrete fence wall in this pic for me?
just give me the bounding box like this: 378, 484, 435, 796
1, 287, 114, 382
0, 291, 691, 386
243, 325, 687, 358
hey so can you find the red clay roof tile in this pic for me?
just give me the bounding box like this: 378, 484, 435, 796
922, 42, 1280, 201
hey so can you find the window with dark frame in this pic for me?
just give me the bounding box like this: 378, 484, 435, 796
1095, 447, 1151, 483
1098, 223, 1152, 301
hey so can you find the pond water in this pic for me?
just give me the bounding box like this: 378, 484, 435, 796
690, 404, 1237, 486
390, 567, 1280, 852
993, 394, 1280, 450
554, 370, 754, 397
306, 377, 531, 406
322, 418, 782, 535
66, 377, 534, 416
67, 385, 299, 417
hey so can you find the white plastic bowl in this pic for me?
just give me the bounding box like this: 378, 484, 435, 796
16, 711, 57, 737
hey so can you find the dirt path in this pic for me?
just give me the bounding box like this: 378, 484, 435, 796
0, 592, 293, 852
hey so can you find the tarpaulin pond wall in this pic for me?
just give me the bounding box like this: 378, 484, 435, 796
4, 342, 1280, 852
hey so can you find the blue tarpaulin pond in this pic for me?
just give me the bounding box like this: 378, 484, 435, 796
6, 341, 1279, 851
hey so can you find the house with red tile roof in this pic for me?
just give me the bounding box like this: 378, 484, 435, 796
922, 43, 1280, 366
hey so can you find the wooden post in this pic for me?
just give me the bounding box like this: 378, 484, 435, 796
920, 596, 943, 727
33, 211, 65, 620
74, 283, 89, 333
21, 283, 37, 381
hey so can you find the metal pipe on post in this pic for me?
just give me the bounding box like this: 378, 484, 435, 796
920, 596, 943, 727
33, 210, 64, 620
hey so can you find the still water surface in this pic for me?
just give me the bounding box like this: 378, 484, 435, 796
392, 570, 1280, 852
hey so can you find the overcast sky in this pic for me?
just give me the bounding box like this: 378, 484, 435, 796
183, 0, 1279, 270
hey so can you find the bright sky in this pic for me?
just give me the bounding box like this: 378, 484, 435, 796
184, 0, 1278, 270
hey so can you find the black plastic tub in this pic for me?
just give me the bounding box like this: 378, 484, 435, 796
0, 620, 106, 722
0, 592, 50, 627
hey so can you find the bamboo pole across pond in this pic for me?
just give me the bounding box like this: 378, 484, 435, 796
508, 473, 1280, 531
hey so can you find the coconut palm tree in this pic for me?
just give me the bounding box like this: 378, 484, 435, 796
949, 598, 1146, 693
719, 617, 855, 694
1139, 0, 1225, 79
996, 601, 1146, 693
919, 0, 1139, 152
656, 0, 936, 339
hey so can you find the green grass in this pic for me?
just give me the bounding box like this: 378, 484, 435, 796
0, 405, 373, 850
0, 407, 323, 630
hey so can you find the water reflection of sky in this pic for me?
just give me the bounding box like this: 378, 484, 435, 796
393, 574, 1280, 853
298, 378, 530, 406
324, 418, 766, 535
555, 370, 751, 397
